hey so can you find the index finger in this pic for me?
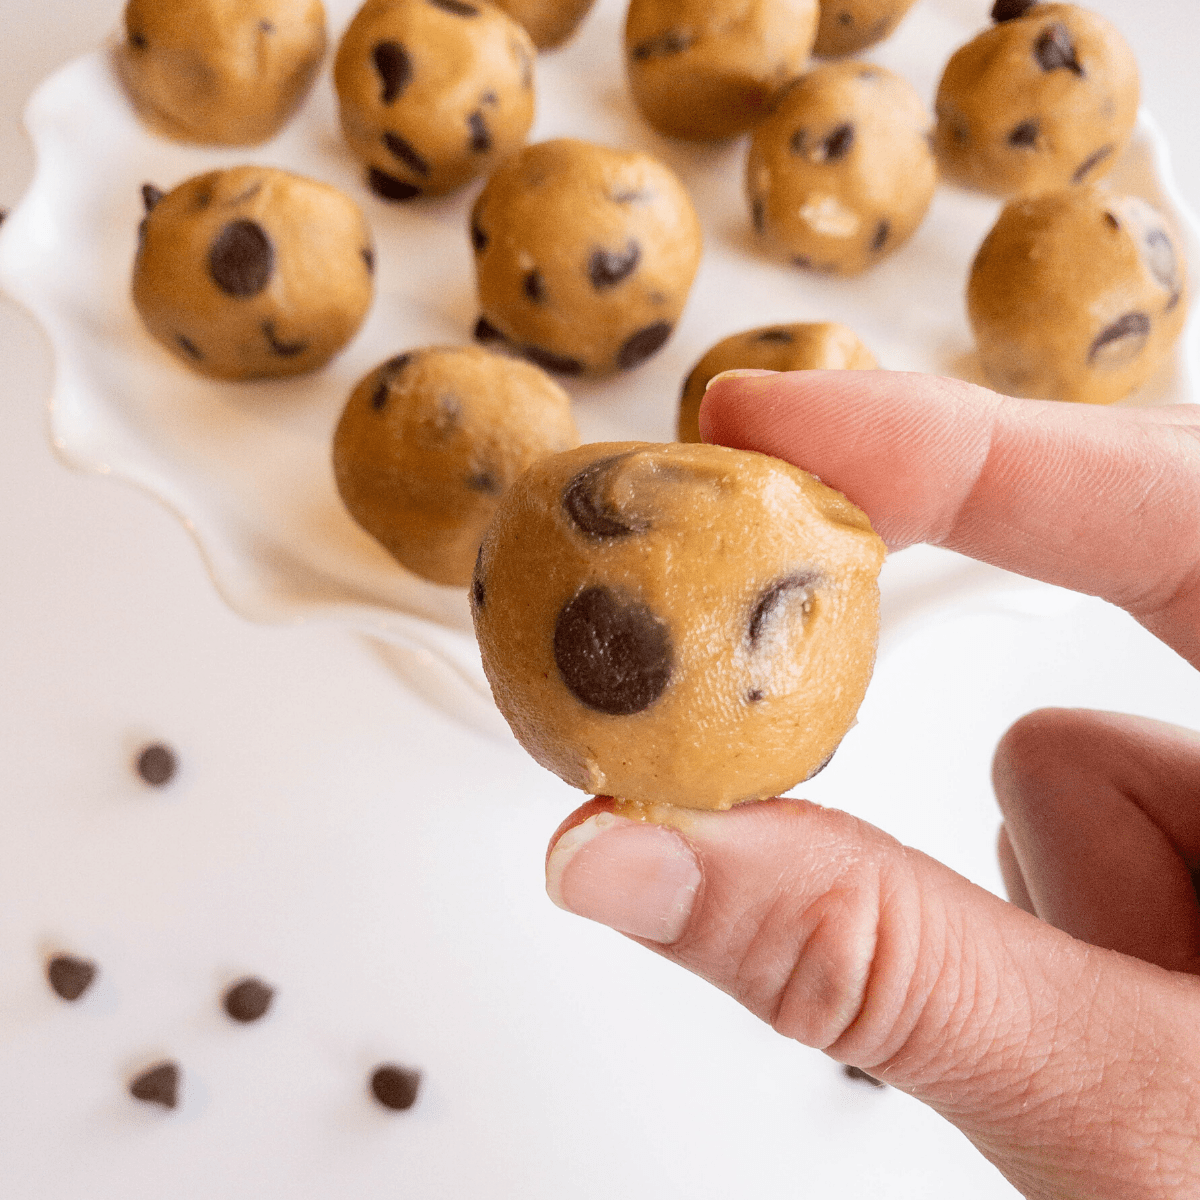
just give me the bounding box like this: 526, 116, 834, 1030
700, 370, 1200, 667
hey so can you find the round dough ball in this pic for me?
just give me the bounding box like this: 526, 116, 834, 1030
491, 0, 596, 49
624, 0, 819, 141
334, 0, 536, 200
132, 166, 375, 381
471, 138, 703, 377
813, 0, 918, 58
677, 322, 877, 443
934, 2, 1139, 198
118, 0, 326, 145
746, 62, 936, 276
472, 441, 887, 810
968, 185, 1188, 405
333, 346, 580, 586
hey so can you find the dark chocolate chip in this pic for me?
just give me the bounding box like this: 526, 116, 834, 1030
1007, 119, 1040, 148
562, 454, 649, 539
362, 246, 375, 274
756, 328, 794, 344
136, 742, 177, 787
129, 30, 148, 50
858, 67, 881, 80
471, 219, 488, 253
368, 167, 422, 201
611, 188, 651, 204
223, 977, 275, 1023
193, 186, 213, 210
871, 219, 890, 253
748, 574, 817, 648
1087, 312, 1150, 369
752, 196, 766, 234
1071, 144, 1112, 184
1103, 210, 1120, 231
262, 321, 307, 358
992, 0, 1037, 20
141, 183, 164, 214
823, 122, 855, 162
1144, 228, 1180, 296
617, 321, 672, 371
467, 110, 491, 153
130, 1062, 180, 1109
208, 219, 273, 298
466, 469, 502, 495
630, 29, 693, 61
371, 1064, 422, 1110
226, 181, 264, 207
481, 90, 498, 106
47, 954, 97, 1001
792, 255, 814, 270
746, 688, 765, 703
474, 314, 506, 344
843, 1065, 886, 1087
1034, 23, 1083, 75
176, 334, 204, 361
588, 241, 641, 290
371, 353, 414, 410
837, 11, 853, 25
554, 586, 673, 715
789, 128, 807, 155
372, 41, 412, 105
523, 344, 585, 375
259, 19, 275, 33
522, 269, 545, 302
382, 132, 431, 177
427, 0, 479, 14
472, 577, 485, 607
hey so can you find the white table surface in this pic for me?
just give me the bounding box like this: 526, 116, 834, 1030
0, 3, 1196, 1198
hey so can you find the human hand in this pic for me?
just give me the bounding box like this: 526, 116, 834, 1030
543, 370, 1200, 1200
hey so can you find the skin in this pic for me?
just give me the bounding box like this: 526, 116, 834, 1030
544, 369, 1200, 1199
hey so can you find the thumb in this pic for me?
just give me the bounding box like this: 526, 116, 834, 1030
546, 798, 1200, 1199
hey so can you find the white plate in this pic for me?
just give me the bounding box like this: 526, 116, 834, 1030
1, 0, 1197, 729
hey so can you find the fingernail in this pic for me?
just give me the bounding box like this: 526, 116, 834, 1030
545, 811, 701, 945
705, 368, 779, 392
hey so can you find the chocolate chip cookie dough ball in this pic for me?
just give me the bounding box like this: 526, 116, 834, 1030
747, 62, 935, 276
968, 185, 1187, 405
624, 0, 819, 141
492, 0, 596, 49
334, 346, 579, 586
934, 1, 1139, 198
334, 0, 536, 200
677, 322, 877, 443
119, 0, 326, 145
472, 441, 887, 810
133, 166, 374, 381
813, 0, 918, 58
471, 139, 703, 377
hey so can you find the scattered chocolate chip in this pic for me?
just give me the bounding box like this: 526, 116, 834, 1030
588, 242, 641, 290
522, 344, 585, 375
176, 334, 204, 361
837, 11, 853, 25
792, 255, 814, 270
47, 954, 97, 1001
1071, 144, 1112, 184
371, 354, 414, 410
562, 454, 649, 539
1034, 22, 1082, 75
130, 1062, 180, 1109
371, 1064, 422, 1110
208, 220, 273, 298
617, 321, 672, 371
843, 1064, 886, 1087
522, 269, 545, 302
368, 167, 422, 201
1007, 119, 1040, 148
136, 742, 177, 787
472, 577, 485, 606
1087, 311, 1150, 369
362, 246, 375, 274
382, 132, 431, 177
471, 218, 488, 253
193, 186, 213, 210
481, 89, 498, 106
554, 586, 673, 715
141, 183, 164, 214
992, 0, 1037, 20
474, 314, 505, 343
871, 219, 890, 253
1103, 210, 1120, 231
466, 469, 502, 495
822, 122, 855, 162
427, 0, 478, 14
748, 574, 817, 648
259, 19, 275, 33
262, 321, 307, 358
129, 31, 148, 50
756, 328, 794, 343
858, 67, 880, 80
223, 977, 275, 1023
752, 196, 766, 234
373, 41, 412, 104
467, 110, 491, 153
630, 29, 693, 61
746, 688, 765, 703
611, 188, 651, 204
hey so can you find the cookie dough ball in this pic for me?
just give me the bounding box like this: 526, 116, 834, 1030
747, 62, 935, 276
624, 0, 819, 141
333, 346, 580, 586
677, 322, 877, 443
471, 139, 703, 377
132, 166, 374, 381
491, 0, 596, 49
118, 0, 326, 145
934, 2, 1139, 198
968, 185, 1188, 405
334, 0, 536, 201
813, 0, 918, 57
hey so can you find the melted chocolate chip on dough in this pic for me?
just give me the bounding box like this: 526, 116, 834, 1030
1087, 311, 1150, 369
991, 0, 1036, 21
617, 322, 672, 371
562, 454, 649, 538
467, 111, 492, 153
208, 220, 274, 298
1034, 23, 1083, 75
588, 242, 641, 290
748, 573, 817, 647
373, 41, 412, 104
383, 132, 431, 178
1072, 144, 1113, 184
369, 167, 422, 201
630, 29, 693, 61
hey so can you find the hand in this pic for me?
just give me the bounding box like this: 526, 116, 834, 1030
543, 370, 1200, 1200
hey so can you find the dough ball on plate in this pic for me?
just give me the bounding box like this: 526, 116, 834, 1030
813, 0, 919, 59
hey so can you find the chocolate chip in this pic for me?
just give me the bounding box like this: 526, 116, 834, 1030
193, 186, 213, 210
1103, 210, 1121, 231
837, 11, 853, 25
141, 183, 164, 214
372, 41, 412, 104
130, 1062, 180, 1109
467, 110, 491, 153
554, 586, 673, 715
466, 469, 502, 495
382, 132, 431, 177
226, 181, 264, 207
1071, 144, 1112, 184
752, 196, 766, 234
822, 123, 855, 162
746, 688, 765, 703
136, 742, 177, 787
47, 954, 97, 1001
471, 554, 485, 608
843, 1065, 886, 1087
1007, 119, 1040, 147
262, 322, 307, 358
427, 0, 478, 14
208, 220, 273, 298
748, 574, 817, 648
129, 30, 147, 50
1143, 228, 1180, 297
792, 255, 814, 270
562, 454, 650, 538
617, 322, 672, 371
368, 168, 422, 201
176, 334, 204, 361
474, 314, 505, 344
871, 219, 890, 253
259, 19, 275, 33
1087, 312, 1150, 369
223, 977, 275, 1023
630, 29, 693, 61
992, 0, 1037, 20
371, 1064, 422, 1110
1034, 23, 1083, 75
756, 328, 794, 343
372, 353, 414, 410
523, 269, 545, 302
481, 90, 498, 106
471, 218, 488, 253
611, 188, 652, 204
362, 246, 375, 274
588, 242, 641, 290
523, 344, 585, 375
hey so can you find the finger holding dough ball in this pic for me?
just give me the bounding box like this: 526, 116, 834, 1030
491, 0, 596, 49
472, 441, 887, 810
132, 166, 374, 381
813, 0, 919, 59
677, 322, 877, 443
333, 345, 580, 587
624, 0, 819, 141
471, 138, 703, 377
747, 62, 936, 276
118, 0, 326, 145
968, 185, 1188, 405
335, 0, 536, 201
934, 1, 1139, 198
